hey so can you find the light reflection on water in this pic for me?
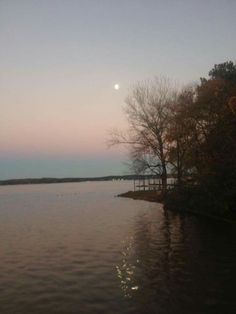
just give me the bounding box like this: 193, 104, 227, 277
116, 235, 139, 298
0, 181, 236, 314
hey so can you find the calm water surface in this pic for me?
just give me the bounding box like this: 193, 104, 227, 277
0, 181, 235, 314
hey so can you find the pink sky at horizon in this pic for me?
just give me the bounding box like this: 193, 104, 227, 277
1, 79, 128, 157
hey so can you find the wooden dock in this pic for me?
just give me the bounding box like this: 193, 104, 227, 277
133, 177, 176, 191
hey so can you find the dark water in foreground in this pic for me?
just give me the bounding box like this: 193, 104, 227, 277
0, 181, 235, 314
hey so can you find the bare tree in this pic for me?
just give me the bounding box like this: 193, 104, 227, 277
109, 77, 178, 192
167, 86, 197, 186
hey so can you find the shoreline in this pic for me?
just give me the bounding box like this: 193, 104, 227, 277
117, 190, 165, 202
0, 175, 144, 186
118, 190, 236, 224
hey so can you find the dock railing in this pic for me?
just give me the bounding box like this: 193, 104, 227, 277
133, 176, 177, 191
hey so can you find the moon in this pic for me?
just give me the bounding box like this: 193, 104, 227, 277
114, 83, 120, 90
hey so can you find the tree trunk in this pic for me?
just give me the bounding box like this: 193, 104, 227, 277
161, 161, 167, 193
176, 140, 182, 187
158, 136, 167, 193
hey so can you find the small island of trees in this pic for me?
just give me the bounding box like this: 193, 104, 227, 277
110, 61, 236, 220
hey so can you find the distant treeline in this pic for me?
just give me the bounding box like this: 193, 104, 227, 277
0, 174, 163, 186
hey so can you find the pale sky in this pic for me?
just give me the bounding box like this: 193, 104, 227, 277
1, 0, 236, 179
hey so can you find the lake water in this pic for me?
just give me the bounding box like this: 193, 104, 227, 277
0, 181, 235, 314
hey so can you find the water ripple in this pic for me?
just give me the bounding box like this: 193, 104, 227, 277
0, 181, 236, 313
